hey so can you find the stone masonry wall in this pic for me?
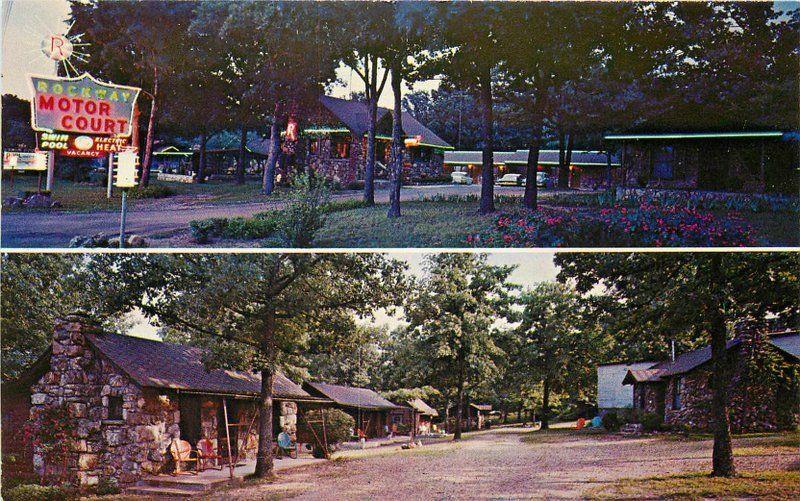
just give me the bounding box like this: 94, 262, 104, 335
29, 314, 179, 487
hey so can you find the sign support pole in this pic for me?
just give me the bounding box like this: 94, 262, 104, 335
45, 150, 55, 192
107, 153, 114, 198
118, 188, 128, 249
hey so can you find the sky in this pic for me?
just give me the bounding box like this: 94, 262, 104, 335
124, 251, 561, 340
0, 0, 438, 107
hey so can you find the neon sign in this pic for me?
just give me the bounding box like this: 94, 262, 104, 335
29, 73, 141, 137
40, 34, 73, 61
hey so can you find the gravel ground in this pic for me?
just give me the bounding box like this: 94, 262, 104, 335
210, 427, 799, 500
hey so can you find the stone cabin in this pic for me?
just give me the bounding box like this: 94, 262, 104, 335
622, 330, 800, 432
303, 382, 400, 439
300, 95, 453, 185
387, 397, 440, 436
4, 314, 331, 488
604, 131, 800, 193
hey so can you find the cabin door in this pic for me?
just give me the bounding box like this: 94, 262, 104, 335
179, 395, 202, 446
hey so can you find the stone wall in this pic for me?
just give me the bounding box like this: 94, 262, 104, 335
406, 152, 445, 181
632, 383, 664, 415
29, 315, 179, 487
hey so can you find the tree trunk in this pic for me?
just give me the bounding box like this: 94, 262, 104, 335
454, 359, 466, 440
254, 366, 275, 478
557, 130, 568, 189
364, 97, 377, 206
541, 378, 550, 430
254, 311, 277, 479
709, 255, 735, 477
197, 132, 208, 184
140, 66, 158, 188
478, 70, 495, 214
236, 126, 247, 185
387, 63, 403, 218
522, 116, 544, 210
263, 111, 282, 194
564, 133, 574, 188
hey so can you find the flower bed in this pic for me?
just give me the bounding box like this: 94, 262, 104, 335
468, 202, 759, 247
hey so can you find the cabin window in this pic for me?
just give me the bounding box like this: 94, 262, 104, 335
331, 136, 350, 159
653, 146, 674, 179
107, 396, 124, 420
672, 377, 683, 410
392, 415, 403, 424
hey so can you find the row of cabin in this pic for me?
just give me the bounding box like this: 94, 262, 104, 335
150, 96, 798, 194
597, 328, 800, 432
1, 314, 474, 489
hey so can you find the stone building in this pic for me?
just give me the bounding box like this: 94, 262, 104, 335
604, 131, 799, 193
4, 313, 331, 488
300, 95, 453, 185
622, 329, 800, 432
303, 382, 400, 439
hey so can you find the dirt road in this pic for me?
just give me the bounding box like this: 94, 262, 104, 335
1, 185, 526, 248
211, 428, 799, 500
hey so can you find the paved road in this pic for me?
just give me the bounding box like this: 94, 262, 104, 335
210, 428, 799, 500
1, 185, 528, 248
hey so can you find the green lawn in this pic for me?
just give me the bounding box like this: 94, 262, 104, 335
2, 175, 285, 212
586, 471, 800, 499
313, 199, 520, 247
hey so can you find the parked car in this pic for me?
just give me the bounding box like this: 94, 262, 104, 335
536, 172, 549, 188
497, 173, 525, 186
451, 171, 473, 185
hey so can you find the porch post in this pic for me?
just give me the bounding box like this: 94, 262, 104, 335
223, 398, 234, 479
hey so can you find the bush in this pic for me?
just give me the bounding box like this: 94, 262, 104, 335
4, 484, 72, 501
303, 408, 354, 457
129, 184, 177, 199
640, 412, 664, 432
275, 174, 331, 247
601, 412, 621, 432
320, 198, 369, 213
87, 170, 107, 186
345, 180, 365, 191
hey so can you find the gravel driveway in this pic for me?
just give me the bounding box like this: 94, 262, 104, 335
211, 427, 799, 500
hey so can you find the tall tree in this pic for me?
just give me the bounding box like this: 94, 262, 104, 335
68, 0, 196, 187
406, 253, 514, 440
555, 252, 800, 477
82, 253, 407, 479
504, 282, 595, 429
432, 2, 509, 214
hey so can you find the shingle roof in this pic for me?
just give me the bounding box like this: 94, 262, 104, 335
405, 398, 439, 417
623, 331, 799, 384
84, 332, 319, 400
317, 96, 452, 149
444, 150, 619, 166
305, 382, 399, 410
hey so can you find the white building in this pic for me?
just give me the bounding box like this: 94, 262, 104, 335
597, 361, 658, 414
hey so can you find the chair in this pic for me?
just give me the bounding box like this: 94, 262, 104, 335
197, 439, 224, 471
274, 431, 297, 459
168, 439, 199, 475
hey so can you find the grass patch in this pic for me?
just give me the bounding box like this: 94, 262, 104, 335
314, 199, 519, 247
585, 470, 800, 499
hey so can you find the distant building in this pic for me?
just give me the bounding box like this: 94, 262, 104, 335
604, 130, 799, 193
443, 149, 620, 189
387, 397, 439, 436
596, 361, 659, 416
303, 382, 401, 439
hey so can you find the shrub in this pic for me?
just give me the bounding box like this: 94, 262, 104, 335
303, 408, 354, 457
640, 412, 664, 432
129, 184, 177, 199
602, 412, 620, 432
345, 180, 365, 191
321, 198, 369, 213
4, 484, 72, 501
275, 174, 331, 247
189, 217, 230, 243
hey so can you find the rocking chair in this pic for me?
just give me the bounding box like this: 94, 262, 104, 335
168, 439, 199, 475
197, 439, 224, 471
